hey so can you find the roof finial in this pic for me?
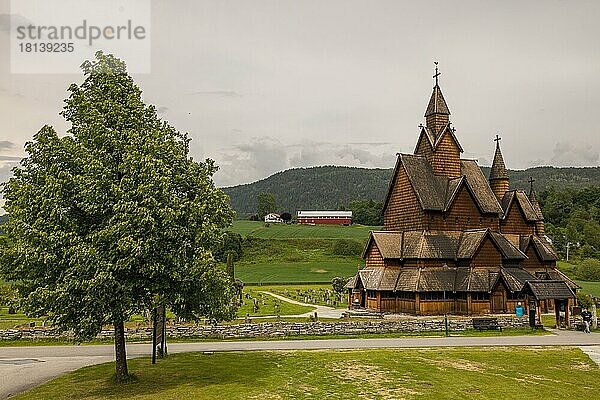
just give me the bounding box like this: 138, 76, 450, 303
433, 61, 440, 86
494, 134, 501, 144
528, 176, 535, 194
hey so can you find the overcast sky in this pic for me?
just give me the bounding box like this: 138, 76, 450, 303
1, 0, 599, 198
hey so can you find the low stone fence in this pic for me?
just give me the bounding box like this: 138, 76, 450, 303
0, 316, 529, 341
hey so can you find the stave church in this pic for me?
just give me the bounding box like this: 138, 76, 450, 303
346, 66, 578, 319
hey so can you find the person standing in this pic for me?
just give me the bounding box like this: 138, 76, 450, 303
582, 309, 593, 333
515, 302, 525, 317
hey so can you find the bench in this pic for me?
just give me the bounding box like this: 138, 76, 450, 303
472, 318, 502, 332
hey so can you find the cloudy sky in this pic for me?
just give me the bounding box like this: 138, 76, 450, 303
1, 0, 599, 198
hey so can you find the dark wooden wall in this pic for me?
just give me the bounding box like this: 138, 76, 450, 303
383, 167, 426, 231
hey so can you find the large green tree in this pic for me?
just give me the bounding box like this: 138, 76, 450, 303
256, 192, 277, 219
0, 52, 236, 379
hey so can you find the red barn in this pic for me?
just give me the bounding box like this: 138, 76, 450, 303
297, 211, 352, 225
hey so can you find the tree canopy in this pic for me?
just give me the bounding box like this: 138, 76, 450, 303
0, 52, 236, 379
256, 192, 277, 218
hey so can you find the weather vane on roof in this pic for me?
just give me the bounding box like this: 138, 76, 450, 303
433, 61, 440, 86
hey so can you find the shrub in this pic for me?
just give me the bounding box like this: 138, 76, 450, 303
214, 232, 243, 262
331, 239, 364, 256
575, 258, 600, 281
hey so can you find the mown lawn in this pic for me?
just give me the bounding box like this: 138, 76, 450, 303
236, 261, 357, 284
576, 280, 600, 297
14, 347, 600, 400
0, 307, 45, 330
229, 220, 379, 240
261, 284, 348, 308
237, 288, 315, 317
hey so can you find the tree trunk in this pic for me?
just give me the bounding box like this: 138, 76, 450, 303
114, 320, 129, 379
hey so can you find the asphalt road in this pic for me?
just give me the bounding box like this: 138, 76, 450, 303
1, 330, 599, 399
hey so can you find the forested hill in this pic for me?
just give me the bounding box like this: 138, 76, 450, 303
223, 165, 600, 217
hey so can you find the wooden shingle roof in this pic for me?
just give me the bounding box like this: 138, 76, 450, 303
425, 84, 450, 116
489, 142, 509, 181
522, 280, 575, 300
364, 229, 525, 261
501, 190, 543, 222
386, 154, 503, 215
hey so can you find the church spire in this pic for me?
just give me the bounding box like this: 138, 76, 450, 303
528, 177, 545, 234
489, 134, 509, 201
424, 62, 450, 137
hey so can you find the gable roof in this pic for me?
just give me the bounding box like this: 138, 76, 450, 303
364, 229, 525, 261
362, 231, 403, 259
529, 190, 544, 221
520, 235, 558, 262
383, 153, 503, 215
348, 266, 576, 294
522, 280, 575, 300
425, 84, 451, 116
501, 190, 543, 222
414, 125, 464, 154
461, 160, 504, 214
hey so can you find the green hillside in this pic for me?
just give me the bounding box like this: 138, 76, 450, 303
223, 165, 600, 217
229, 220, 378, 240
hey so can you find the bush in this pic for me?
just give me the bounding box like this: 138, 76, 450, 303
214, 232, 243, 262
575, 258, 600, 281
331, 239, 364, 256
577, 292, 593, 309
332, 277, 347, 294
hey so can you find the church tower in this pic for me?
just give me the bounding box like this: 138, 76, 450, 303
415, 63, 463, 178
489, 135, 509, 201
424, 63, 450, 138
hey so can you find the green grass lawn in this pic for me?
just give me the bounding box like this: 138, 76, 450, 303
0, 307, 46, 330
575, 280, 600, 297
230, 220, 379, 240
236, 261, 357, 283
14, 347, 600, 399
260, 284, 347, 308
237, 288, 315, 317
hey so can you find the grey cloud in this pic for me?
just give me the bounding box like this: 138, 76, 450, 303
0, 141, 15, 151
156, 106, 169, 115
189, 91, 242, 98
214, 137, 397, 187
0, 13, 34, 32
549, 142, 599, 166
0, 155, 22, 161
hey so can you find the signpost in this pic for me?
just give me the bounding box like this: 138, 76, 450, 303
152, 305, 167, 364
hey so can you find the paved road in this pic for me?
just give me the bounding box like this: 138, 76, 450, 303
2, 330, 600, 399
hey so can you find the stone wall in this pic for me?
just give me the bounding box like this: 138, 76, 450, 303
0, 316, 530, 341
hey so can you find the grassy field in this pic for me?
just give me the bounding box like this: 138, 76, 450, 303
0, 307, 45, 330
575, 280, 600, 297
235, 236, 361, 283
237, 288, 315, 317
229, 220, 379, 239
14, 347, 600, 399
260, 284, 347, 309
236, 261, 357, 284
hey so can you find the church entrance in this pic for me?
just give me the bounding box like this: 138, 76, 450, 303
491, 288, 506, 313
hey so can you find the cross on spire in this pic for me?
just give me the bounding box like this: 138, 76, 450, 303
494, 134, 501, 144
433, 62, 441, 86
528, 177, 535, 193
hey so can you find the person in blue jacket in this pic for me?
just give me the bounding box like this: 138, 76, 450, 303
515, 302, 525, 317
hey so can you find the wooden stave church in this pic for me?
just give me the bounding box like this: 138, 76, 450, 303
346, 68, 578, 318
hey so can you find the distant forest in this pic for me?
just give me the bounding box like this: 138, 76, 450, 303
223, 165, 600, 217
